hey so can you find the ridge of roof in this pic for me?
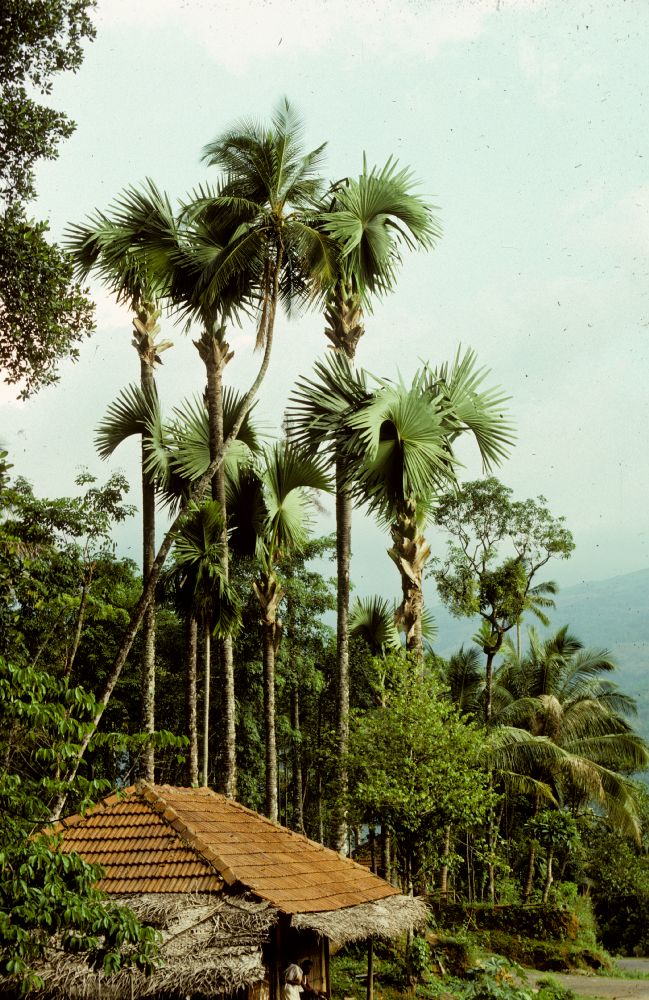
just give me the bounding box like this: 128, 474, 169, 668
148, 784, 376, 876
138, 784, 238, 886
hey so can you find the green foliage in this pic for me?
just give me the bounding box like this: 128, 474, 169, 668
433, 477, 573, 656
527, 811, 580, 853
1, 0, 96, 203
464, 956, 532, 1000
410, 935, 435, 982
349, 665, 494, 885
0, 212, 95, 398
585, 819, 649, 954
1, 1, 96, 397
0, 658, 159, 991
535, 977, 575, 1000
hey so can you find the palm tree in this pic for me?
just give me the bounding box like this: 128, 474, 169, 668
227, 443, 331, 821
135, 98, 333, 797
172, 500, 241, 788
66, 182, 176, 782
317, 159, 440, 851
345, 351, 513, 658
487, 626, 649, 898
96, 383, 259, 786
349, 596, 401, 661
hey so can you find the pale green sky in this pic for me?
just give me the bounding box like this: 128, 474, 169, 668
2, 0, 648, 601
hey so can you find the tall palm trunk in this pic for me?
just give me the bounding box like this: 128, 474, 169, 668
326, 280, 365, 854
201, 620, 211, 787
262, 619, 278, 822
439, 825, 452, 899
290, 687, 305, 834
196, 327, 236, 797
389, 501, 430, 660
134, 302, 161, 784
334, 462, 352, 851
185, 612, 199, 785
253, 571, 284, 822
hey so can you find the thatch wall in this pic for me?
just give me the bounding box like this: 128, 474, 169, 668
1, 893, 278, 999
292, 894, 429, 949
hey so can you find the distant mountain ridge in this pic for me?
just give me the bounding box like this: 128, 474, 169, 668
431, 566, 649, 739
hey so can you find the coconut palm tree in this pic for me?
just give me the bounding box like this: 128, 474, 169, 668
483, 626, 648, 898
227, 443, 331, 821
66, 182, 176, 782
497, 627, 648, 829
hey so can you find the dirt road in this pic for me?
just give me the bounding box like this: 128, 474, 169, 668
528, 959, 649, 1000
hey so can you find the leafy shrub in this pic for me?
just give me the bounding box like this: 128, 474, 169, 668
463, 956, 532, 1000
410, 935, 434, 981
535, 975, 575, 1000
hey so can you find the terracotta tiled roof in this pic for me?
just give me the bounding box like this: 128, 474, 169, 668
53, 784, 399, 914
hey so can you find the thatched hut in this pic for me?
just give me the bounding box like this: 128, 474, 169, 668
18, 784, 426, 999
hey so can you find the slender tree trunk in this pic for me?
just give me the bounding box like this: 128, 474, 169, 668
262, 618, 278, 821
334, 461, 352, 853
523, 792, 540, 901
484, 627, 504, 725
379, 825, 391, 882
199, 328, 237, 799
50, 315, 278, 822
290, 686, 305, 833
185, 612, 199, 786
317, 693, 324, 844
201, 624, 211, 787
542, 847, 554, 904
440, 825, 452, 900
63, 562, 94, 679
140, 355, 156, 784
326, 283, 364, 856
485, 650, 496, 726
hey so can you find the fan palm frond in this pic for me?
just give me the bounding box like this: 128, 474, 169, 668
349, 596, 401, 656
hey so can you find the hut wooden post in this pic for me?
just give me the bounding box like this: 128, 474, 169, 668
366, 939, 374, 1000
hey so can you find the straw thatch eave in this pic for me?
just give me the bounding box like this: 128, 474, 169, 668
291, 894, 429, 949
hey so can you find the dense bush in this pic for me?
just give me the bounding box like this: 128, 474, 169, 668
430, 903, 579, 942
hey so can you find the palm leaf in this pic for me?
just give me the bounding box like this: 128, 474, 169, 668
349, 596, 401, 655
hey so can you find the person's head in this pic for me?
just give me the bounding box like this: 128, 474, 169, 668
302, 961, 313, 977
285, 965, 303, 985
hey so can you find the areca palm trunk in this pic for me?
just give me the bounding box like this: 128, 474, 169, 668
197, 328, 236, 798
134, 302, 161, 784
334, 462, 352, 851
253, 571, 283, 822
327, 279, 364, 855
440, 825, 452, 899
201, 620, 211, 787
389, 501, 430, 660
290, 686, 305, 833
184, 612, 199, 785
